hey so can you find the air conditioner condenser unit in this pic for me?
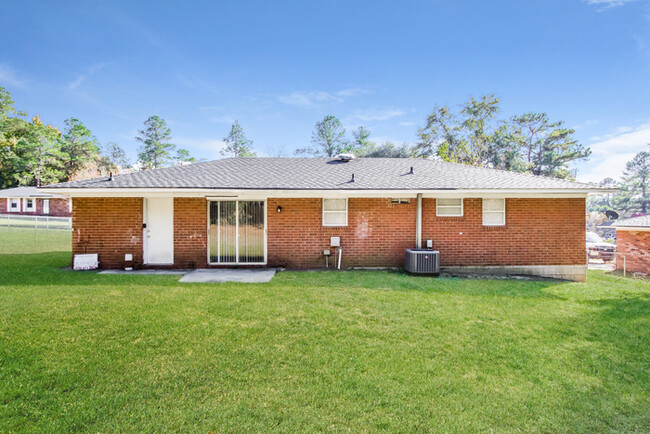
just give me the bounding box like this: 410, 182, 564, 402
404, 249, 440, 275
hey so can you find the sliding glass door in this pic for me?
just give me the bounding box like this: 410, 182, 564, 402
209, 200, 265, 264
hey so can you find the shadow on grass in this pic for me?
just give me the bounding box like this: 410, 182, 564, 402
0, 252, 572, 299
274, 268, 568, 299
539, 292, 650, 430
0, 253, 181, 289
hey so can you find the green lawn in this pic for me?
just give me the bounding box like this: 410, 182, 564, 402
0, 228, 648, 432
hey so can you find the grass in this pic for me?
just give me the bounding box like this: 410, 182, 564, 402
0, 227, 648, 432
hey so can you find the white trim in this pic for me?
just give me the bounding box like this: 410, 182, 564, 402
8, 198, 20, 212
207, 199, 268, 266
322, 198, 348, 227
22, 198, 35, 213
42, 199, 50, 215
142, 197, 174, 265
482, 198, 506, 226
142, 199, 148, 265
37, 187, 596, 199
436, 198, 463, 217
615, 226, 650, 232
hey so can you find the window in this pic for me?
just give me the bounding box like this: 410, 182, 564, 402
436, 198, 463, 216
23, 198, 35, 212
391, 198, 410, 204
483, 198, 506, 226
8, 198, 20, 212
323, 198, 348, 226
42, 199, 50, 215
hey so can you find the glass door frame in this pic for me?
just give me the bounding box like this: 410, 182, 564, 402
207, 199, 267, 265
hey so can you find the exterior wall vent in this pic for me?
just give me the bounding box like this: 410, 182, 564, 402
404, 249, 440, 275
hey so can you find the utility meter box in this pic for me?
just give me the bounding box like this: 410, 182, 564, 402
330, 236, 341, 247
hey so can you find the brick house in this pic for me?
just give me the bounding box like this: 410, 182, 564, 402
0, 186, 71, 217
613, 215, 649, 274
40, 157, 611, 281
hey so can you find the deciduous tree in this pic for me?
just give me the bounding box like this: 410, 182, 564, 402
297, 115, 348, 157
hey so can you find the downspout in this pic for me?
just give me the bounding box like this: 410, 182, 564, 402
416, 193, 422, 249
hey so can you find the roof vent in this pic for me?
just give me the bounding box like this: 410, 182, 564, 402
336, 153, 355, 162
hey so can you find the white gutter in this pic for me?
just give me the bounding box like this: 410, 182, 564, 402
36, 187, 604, 198
615, 226, 650, 231
416, 193, 422, 249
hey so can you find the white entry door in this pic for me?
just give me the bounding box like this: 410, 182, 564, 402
144, 198, 174, 264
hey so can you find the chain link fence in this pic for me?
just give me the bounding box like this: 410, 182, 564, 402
588, 248, 648, 278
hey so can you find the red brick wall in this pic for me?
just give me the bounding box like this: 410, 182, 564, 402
174, 198, 208, 268
267, 198, 416, 268
70, 196, 586, 270
47, 198, 72, 217
421, 198, 586, 266
268, 197, 585, 269
0, 197, 71, 216
72, 197, 143, 268
616, 230, 649, 274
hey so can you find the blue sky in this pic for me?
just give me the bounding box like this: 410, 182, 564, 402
1, 0, 649, 182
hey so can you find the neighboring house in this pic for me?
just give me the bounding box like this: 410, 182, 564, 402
0, 186, 71, 217
40, 157, 612, 281
613, 215, 649, 274
596, 221, 617, 241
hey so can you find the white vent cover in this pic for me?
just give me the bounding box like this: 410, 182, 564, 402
336, 153, 355, 161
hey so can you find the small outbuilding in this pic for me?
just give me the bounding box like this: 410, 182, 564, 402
0, 186, 71, 217
613, 215, 649, 274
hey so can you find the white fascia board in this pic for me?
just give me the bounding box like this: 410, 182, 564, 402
615, 226, 650, 232
36, 187, 593, 199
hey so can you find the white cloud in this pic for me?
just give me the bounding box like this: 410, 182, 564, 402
210, 115, 236, 124
584, 0, 635, 9
349, 108, 406, 122
277, 88, 367, 108
399, 121, 418, 127
174, 136, 227, 159
0, 64, 28, 88
578, 123, 650, 182
67, 63, 107, 91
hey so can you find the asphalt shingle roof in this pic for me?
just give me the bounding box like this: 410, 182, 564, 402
613, 215, 650, 228
43, 157, 607, 191
0, 186, 66, 198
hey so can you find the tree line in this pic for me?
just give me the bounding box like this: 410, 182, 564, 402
587, 148, 650, 218
1, 86, 595, 189
296, 95, 592, 180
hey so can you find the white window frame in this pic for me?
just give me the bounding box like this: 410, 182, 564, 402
23, 198, 35, 213
391, 198, 410, 204
322, 198, 348, 227
483, 198, 506, 226
8, 198, 20, 212
436, 198, 463, 217
42, 199, 50, 215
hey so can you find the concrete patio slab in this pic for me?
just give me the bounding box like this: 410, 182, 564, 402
179, 268, 277, 283
99, 269, 190, 275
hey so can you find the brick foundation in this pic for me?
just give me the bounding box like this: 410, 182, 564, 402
616, 230, 649, 274
71, 196, 587, 279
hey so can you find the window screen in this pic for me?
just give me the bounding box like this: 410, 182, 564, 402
483, 199, 506, 226
436, 198, 463, 216
323, 198, 348, 226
